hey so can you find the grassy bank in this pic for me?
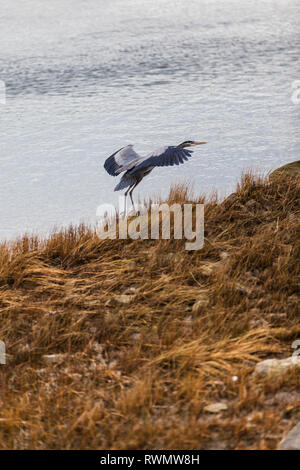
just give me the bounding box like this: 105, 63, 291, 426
0, 171, 299, 449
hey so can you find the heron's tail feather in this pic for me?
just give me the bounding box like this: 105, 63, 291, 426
114, 176, 136, 192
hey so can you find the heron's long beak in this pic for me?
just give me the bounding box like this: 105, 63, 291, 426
193, 141, 207, 145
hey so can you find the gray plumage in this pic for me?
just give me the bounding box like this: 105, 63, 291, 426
103, 140, 207, 209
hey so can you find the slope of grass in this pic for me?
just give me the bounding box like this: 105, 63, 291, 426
0, 172, 299, 449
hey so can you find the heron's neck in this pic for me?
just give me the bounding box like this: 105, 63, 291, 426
177, 142, 188, 148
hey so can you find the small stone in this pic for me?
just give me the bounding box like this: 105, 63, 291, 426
254, 357, 300, 378
113, 294, 134, 305
204, 403, 228, 413
279, 422, 300, 450
42, 354, 68, 364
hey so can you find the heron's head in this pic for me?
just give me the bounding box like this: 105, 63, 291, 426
177, 140, 207, 148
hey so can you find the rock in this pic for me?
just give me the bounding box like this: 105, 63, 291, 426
254, 356, 300, 378
113, 294, 134, 305
270, 160, 300, 179
279, 422, 300, 450
42, 353, 68, 364
204, 403, 228, 413
192, 297, 209, 314
199, 263, 220, 277
265, 390, 300, 406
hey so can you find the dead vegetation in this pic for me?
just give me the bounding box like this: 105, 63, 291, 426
0, 172, 299, 449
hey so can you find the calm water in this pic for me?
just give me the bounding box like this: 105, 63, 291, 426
1, 0, 299, 239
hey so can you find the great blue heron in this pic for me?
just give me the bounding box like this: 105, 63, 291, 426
103, 140, 207, 209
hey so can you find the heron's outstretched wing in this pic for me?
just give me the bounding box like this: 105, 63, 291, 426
104, 145, 141, 176
127, 146, 193, 174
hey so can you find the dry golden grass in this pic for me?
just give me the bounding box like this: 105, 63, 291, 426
0, 172, 299, 449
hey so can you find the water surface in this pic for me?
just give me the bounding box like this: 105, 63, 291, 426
1, 0, 299, 239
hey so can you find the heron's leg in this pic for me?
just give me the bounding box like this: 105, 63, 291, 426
123, 194, 127, 217
124, 183, 135, 216
129, 178, 142, 212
